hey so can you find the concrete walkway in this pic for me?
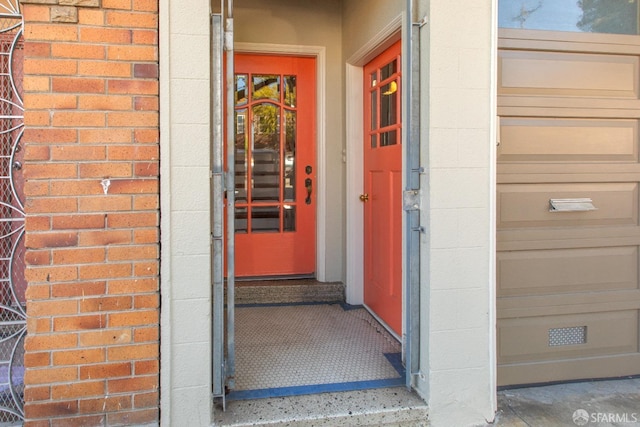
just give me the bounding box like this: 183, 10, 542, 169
493, 377, 640, 427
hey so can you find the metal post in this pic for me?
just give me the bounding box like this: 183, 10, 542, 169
404, 0, 423, 388
224, 0, 236, 390
210, 12, 225, 399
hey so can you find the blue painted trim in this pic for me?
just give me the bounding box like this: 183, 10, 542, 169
384, 353, 405, 377
226, 377, 406, 401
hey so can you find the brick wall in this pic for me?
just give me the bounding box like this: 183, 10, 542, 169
21, 0, 160, 424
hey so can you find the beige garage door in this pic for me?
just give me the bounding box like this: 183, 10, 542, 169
497, 24, 640, 385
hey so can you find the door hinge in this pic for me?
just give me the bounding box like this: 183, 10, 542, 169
403, 190, 420, 211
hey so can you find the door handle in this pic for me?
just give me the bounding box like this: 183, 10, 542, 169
305, 178, 312, 204
359, 193, 369, 202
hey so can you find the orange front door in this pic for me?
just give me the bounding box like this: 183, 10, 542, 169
363, 41, 402, 335
232, 54, 316, 277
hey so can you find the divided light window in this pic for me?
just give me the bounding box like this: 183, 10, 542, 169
498, 0, 640, 35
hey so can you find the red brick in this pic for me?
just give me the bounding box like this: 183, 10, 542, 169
107, 145, 158, 161
25, 284, 51, 300
133, 326, 157, 342
23, 4, 51, 22
26, 197, 78, 213
78, 230, 131, 246
53, 214, 106, 229
108, 310, 157, 327
50, 415, 105, 427
134, 161, 159, 177
25, 216, 51, 231
78, 195, 132, 212
79, 296, 131, 312
78, 94, 132, 111
26, 250, 51, 266
52, 282, 106, 298
25, 42, 51, 58
106, 212, 157, 228
79, 362, 131, 380
51, 43, 106, 60
25, 128, 78, 144
134, 359, 158, 375
24, 111, 51, 126
53, 314, 107, 332
24, 163, 77, 179
107, 111, 158, 127
78, 263, 132, 280
107, 179, 157, 194
50, 181, 101, 196
24, 93, 77, 109
24, 181, 49, 197
25, 24, 78, 42
24, 400, 79, 419
52, 77, 105, 94
108, 278, 157, 294
105, 11, 158, 28
79, 27, 131, 44
79, 128, 132, 144
50, 145, 106, 161
133, 228, 158, 243
24, 366, 78, 384
52, 111, 106, 128
79, 395, 131, 413
133, 391, 158, 408
24, 75, 50, 92
106, 408, 157, 426
25, 352, 51, 368
102, 0, 131, 10
78, 162, 132, 178
52, 381, 104, 400
132, 29, 157, 45
26, 265, 78, 283
24, 385, 51, 402
133, 128, 158, 143
24, 58, 77, 76
27, 317, 51, 334
106, 374, 157, 393
53, 247, 105, 265
133, 195, 159, 210
133, 63, 157, 79
134, 96, 158, 111
107, 45, 156, 62
79, 329, 132, 347
24, 420, 51, 427
28, 299, 77, 317
108, 79, 158, 95
133, 0, 157, 12
53, 349, 105, 366
133, 294, 158, 310
134, 261, 158, 277
26, 231, 78, 249
108, 245, 156, 262
25, 145, 51, 162
78, 61, 131, 78
78, 8, 105, 26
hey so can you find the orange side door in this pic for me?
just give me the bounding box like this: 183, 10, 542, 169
363, 41, 402, 335
231, 54, 316, 277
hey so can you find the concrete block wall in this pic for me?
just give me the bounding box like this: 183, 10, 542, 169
21, 0, 160, 424
418, 0, 496, 425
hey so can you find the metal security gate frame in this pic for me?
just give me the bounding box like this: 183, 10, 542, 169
0, 0, 25, 423
211, 0, 423, 402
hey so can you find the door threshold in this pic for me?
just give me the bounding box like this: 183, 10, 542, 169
214, 387, 429, 426
234, 274, 316, 282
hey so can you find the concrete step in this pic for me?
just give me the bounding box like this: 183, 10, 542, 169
233, 279, 345, 305
213, 387, 429, 426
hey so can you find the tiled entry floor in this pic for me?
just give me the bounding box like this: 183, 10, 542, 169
228, 303, 404, 400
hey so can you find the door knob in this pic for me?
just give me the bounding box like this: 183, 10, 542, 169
359, 193, 369, 202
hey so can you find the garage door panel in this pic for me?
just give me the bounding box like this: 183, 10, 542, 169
499, 50, 639, 98
498, 310, 639, 365
497, 183, 638, 228
499, 118, 638, 163
497, 247, 638, 297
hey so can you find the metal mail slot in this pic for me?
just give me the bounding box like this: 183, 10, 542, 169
549, 198, 597, 212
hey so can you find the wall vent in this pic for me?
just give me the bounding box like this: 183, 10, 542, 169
549, 326, 587, 346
